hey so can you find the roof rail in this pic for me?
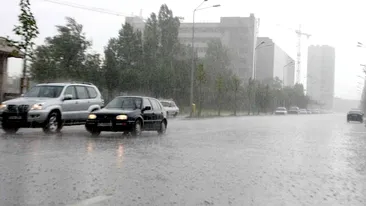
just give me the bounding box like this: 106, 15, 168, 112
70, 81, 94, 85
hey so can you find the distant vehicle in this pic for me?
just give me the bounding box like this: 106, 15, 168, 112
288, 106, 300, 114
299, 109, 308, 114
274, 107, 287, 115
306, 109, 312, 114
85, 96, 168, 136
347, 109, 364, 123
312, 109, 320, 114
160, 99, 179, 117
0, 82, 104, 134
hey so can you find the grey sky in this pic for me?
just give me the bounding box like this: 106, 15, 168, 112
1, 0, 366, 100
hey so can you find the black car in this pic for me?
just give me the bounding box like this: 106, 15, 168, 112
347, 109, 364, 123
85, 96, 167, 136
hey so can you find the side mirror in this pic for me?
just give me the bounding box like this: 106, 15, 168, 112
63, 94, 73, 101
143, 106, 151, 111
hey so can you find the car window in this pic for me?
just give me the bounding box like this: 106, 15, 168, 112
106, 97, 142, 110
64, 86, 76, 99
75, 86, 89, 99
24, 86, 64, 98
86, 87, 98, 98
150, 99, 162, 110
161, 101, 170, 107
143, 98, 152, 108
171, 102, 177, 107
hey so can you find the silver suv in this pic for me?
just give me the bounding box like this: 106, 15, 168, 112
0, 82, 104, 134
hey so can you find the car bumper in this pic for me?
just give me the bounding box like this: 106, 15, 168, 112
85, 120, 135, 132
347, 115, 363, 121
0, 110, 49, 127
275, 112, 286, 115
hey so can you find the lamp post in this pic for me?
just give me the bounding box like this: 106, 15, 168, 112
189, 1, 220, 117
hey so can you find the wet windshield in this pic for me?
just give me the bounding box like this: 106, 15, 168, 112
24, 86, 64, 98
106, 97, 142, 110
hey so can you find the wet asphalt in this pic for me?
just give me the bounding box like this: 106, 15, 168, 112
0, 114, 365, 206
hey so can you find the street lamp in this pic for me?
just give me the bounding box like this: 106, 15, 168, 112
189, 1, 221, 117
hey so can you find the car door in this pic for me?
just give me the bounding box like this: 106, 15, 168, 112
61, 86, 79, 120
150, 98, 164, 129
142, 98, 154, 130
86, 86, 100, 109
75, 86, 90, 120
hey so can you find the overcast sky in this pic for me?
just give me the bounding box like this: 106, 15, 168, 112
1, 0, 366, 100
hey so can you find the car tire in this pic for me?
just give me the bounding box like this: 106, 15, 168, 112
173, 112, 178, 118
131, 119, 142, 137
2, 123, 19, 134
42, 112, 62, 134
157, 120, 167, 135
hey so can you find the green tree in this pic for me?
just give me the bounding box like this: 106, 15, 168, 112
102, 38, 120, 100
143, 13, 160, 95
30, 17, 99, 85
196, 63, 206, 117
8, 0, 40, 93
215, 74, 225, 116
231, 75, 241, 116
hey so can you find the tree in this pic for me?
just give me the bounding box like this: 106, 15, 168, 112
196, 63, 207, 117
247, 77, 255, 115
30, 17, 98, 85
102, 38, 120, 100
215, 74, 225, 116
9, 0, 39, 93
231, 75, 241, 116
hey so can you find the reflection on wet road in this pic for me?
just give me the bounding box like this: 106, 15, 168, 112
0, 114, 365, 205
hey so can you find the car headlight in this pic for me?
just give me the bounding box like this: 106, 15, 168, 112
88, 114, 97, 119
116, 115, 128, 120
31, 103, 44, 110
0, 103, 6, 110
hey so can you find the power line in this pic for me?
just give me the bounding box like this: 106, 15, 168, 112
40, 0, 129, 17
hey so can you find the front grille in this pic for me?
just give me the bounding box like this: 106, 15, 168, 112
7, 104, 30, 113
97, 114, 116, 120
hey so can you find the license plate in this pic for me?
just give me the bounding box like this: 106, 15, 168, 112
8, 116, 22, 120
98, 122, 112, 127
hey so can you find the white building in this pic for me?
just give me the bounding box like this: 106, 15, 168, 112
306, 45, 335, 110
126, 14, 259, 81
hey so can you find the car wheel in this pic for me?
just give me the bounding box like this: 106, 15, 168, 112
43, 112, 62, 134
131, 119, 142, 137
2, 123, 19, 134
173, 112, 178, 117
157, 120, 167, 135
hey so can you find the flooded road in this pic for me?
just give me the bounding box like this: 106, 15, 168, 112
0, 114, 365, 205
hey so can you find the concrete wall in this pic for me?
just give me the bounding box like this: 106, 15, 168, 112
307, 45, 335, 110
255, 37, 294, 86
255, 37, 274, 81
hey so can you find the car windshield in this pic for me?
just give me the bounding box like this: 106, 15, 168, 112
106, 97, 142, 110
276, 107, 286, 111
23, 85, 64, 98
161, 101, 171, 107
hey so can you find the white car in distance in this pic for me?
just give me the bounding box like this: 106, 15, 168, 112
275, 107, 287, 115
160, 99, 179, 117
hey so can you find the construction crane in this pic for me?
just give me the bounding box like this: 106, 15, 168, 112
295, 25, 311, 84
275, 24, 311, 84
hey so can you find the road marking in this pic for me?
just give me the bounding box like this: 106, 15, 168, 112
68, 195, 112, 206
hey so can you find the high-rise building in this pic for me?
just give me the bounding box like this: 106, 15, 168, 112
306, 45, 335, 110
255, 37, 295, 86
125, 14, 259, 81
